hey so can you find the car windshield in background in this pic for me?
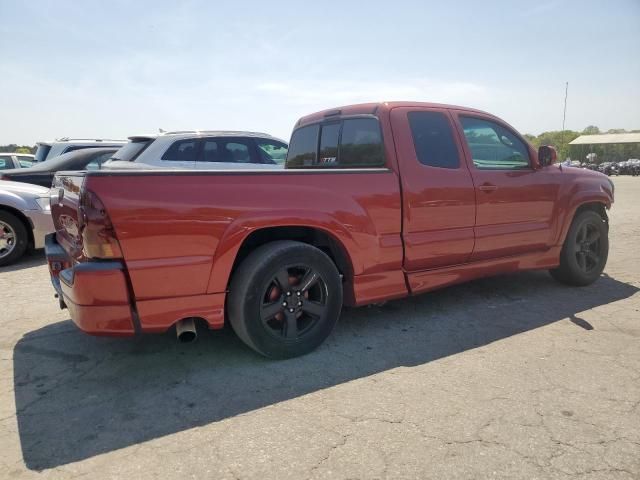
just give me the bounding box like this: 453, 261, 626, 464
111, 139, 151, 161
34, 144, 52, 162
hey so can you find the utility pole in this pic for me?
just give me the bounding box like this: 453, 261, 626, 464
561, 82, 569, 161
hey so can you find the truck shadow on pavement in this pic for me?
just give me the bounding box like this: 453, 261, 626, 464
13, 271, 638, 471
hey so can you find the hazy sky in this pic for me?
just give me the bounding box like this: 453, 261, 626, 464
1, 0, 638, 145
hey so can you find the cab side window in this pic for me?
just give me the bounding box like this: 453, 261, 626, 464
460, 117, 530, 170
408, 111, 460, 168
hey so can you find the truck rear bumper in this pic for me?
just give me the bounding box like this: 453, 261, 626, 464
45, 233, 135, 336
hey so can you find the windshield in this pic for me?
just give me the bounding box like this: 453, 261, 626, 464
34, 144, 52, 162
111, 139, 152, 161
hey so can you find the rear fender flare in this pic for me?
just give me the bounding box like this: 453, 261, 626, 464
206, 210, 362, 294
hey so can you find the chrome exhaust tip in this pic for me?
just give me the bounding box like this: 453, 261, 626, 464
176, 318, 197, 343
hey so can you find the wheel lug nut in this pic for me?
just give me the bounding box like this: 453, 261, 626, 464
288, 308, 294, 313
282, 302, 287, 307
297, 301, 302, 306
286, 291, 292, 296
296, 291, 301, 296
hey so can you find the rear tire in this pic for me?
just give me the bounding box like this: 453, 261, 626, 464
549, 210, 608, 286
0, 211, 29, 267
227, 241, 343, 358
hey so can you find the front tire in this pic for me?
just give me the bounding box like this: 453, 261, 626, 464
0, 211, 29, 267
228, 241, 343, 358
550, 210, 608, 286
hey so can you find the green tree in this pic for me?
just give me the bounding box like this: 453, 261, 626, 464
582, 125, 600, 135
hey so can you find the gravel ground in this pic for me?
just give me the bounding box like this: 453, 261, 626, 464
1, 176, 638, 480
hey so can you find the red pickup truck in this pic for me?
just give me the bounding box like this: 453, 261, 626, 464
45, 102, 614, 358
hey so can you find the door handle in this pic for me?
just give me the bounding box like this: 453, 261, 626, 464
478, 183, 498, 192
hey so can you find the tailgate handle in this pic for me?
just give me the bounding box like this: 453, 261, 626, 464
478, 183, 498, 192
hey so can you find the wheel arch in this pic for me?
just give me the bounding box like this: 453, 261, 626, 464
557, 199, 609, 247
228, 225, 354, 297
574, 201, 609, 224
0, 205, 34, 248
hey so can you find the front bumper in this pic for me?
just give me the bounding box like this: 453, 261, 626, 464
45, 233, 135, 336
24, 209, 55, 249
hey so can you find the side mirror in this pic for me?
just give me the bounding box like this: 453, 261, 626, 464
538, 145, 557, 167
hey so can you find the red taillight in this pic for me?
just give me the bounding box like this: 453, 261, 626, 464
79, 190, 123, 259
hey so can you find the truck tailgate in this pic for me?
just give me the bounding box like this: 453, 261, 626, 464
50, 172, 87, 262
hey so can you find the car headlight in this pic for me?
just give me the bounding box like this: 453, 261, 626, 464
35, 197, 51, 211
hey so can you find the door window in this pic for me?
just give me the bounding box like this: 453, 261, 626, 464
199, 139, 254, 163
161, 139, 198, 162
224, 142, 251, 163
202, 140, 219, 162
408, 111, 460, 168
0, 155, 13, 169
459, 117, 530, 170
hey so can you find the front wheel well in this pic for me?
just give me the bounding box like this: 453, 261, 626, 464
229, 226, 353, 288
574, 202, 608, 225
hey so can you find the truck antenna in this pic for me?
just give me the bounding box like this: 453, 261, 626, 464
561, 82, 568, 161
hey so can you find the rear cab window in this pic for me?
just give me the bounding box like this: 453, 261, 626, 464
286, 117, 385, 168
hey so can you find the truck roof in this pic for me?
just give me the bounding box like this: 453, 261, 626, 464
295, 101, 492, 127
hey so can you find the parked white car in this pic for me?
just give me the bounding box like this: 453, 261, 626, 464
0, 181, 54, 266
103, 131, 288, 170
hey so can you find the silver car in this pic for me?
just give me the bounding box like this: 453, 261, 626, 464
104, 131, 288, 170
0, 181, 54, 266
